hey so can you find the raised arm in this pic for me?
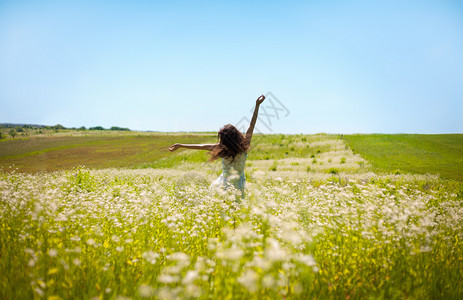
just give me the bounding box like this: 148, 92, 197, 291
169, 143, 218, 152
245, 94, 265, 146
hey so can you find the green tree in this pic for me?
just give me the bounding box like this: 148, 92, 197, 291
110, 126, 130, 131
9, 129, 16, 139
53, 124, 66, 130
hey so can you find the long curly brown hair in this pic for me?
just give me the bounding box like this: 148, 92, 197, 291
209, 124, 249, 162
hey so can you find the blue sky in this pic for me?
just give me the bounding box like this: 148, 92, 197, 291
1, 0, 462, 134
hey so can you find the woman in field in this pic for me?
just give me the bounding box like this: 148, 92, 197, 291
169, 94, 265, 197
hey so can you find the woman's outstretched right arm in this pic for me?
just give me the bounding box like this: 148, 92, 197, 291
169, 143, 217, 152
245, 94, 265, 146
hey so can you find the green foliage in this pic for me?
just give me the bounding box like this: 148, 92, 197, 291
89, 126, 105, 130
110, 126, 130, 131
328, 167, 339, 174
8, 129, 16, 139
64, 167, 96, 193
269, 160, 278, 171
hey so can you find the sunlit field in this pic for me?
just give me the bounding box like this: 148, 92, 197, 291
0, 131, 215, 173
344, 134, 463, 181
1, 134, 462, 299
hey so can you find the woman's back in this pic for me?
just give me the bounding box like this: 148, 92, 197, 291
221, 152, 246, 177
210, 151, 247, 193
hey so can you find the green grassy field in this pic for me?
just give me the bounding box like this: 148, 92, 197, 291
1, 132, 462, 181
1, 132, 462, 299
0, 132, 343, 173
0, 132, 216, 173
343, 134, 463, 181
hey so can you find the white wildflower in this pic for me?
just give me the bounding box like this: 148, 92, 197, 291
182, 270, 198, 285
168, 252, 190, 263
262, 274, 275, 289
238, 269, 259, 293
142, 251, 159, 265
138, 284, 155, 298
73, 258, 81, 266
48, 248, 58, 257
34, 287, 44, 297
28, 258, 36, 267
158, 274, 178, 284
297, 254, 316, 266
70, 235, 80, 242
217, 245, 244, 261
265, 239, 287, 262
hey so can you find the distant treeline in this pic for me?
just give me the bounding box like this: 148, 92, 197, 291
88, 126, 131, 131
0, 123, 131, 131
0, 123, 47, 129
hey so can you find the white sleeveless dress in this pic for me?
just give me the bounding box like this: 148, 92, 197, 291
210, 152, 247, 194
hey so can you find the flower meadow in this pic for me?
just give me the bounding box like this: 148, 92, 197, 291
1, 164, 462, 299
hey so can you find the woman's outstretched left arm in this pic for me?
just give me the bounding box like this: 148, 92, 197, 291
169, 143, 217, 152
245, 94, 265, 146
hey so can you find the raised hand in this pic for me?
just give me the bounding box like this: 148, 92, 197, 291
169, 143, 181, 152
256, 94, 265, 105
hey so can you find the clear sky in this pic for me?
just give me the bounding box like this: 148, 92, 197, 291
1, 0, 462, 134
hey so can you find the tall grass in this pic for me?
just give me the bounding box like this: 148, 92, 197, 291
1, 168, 462, 299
